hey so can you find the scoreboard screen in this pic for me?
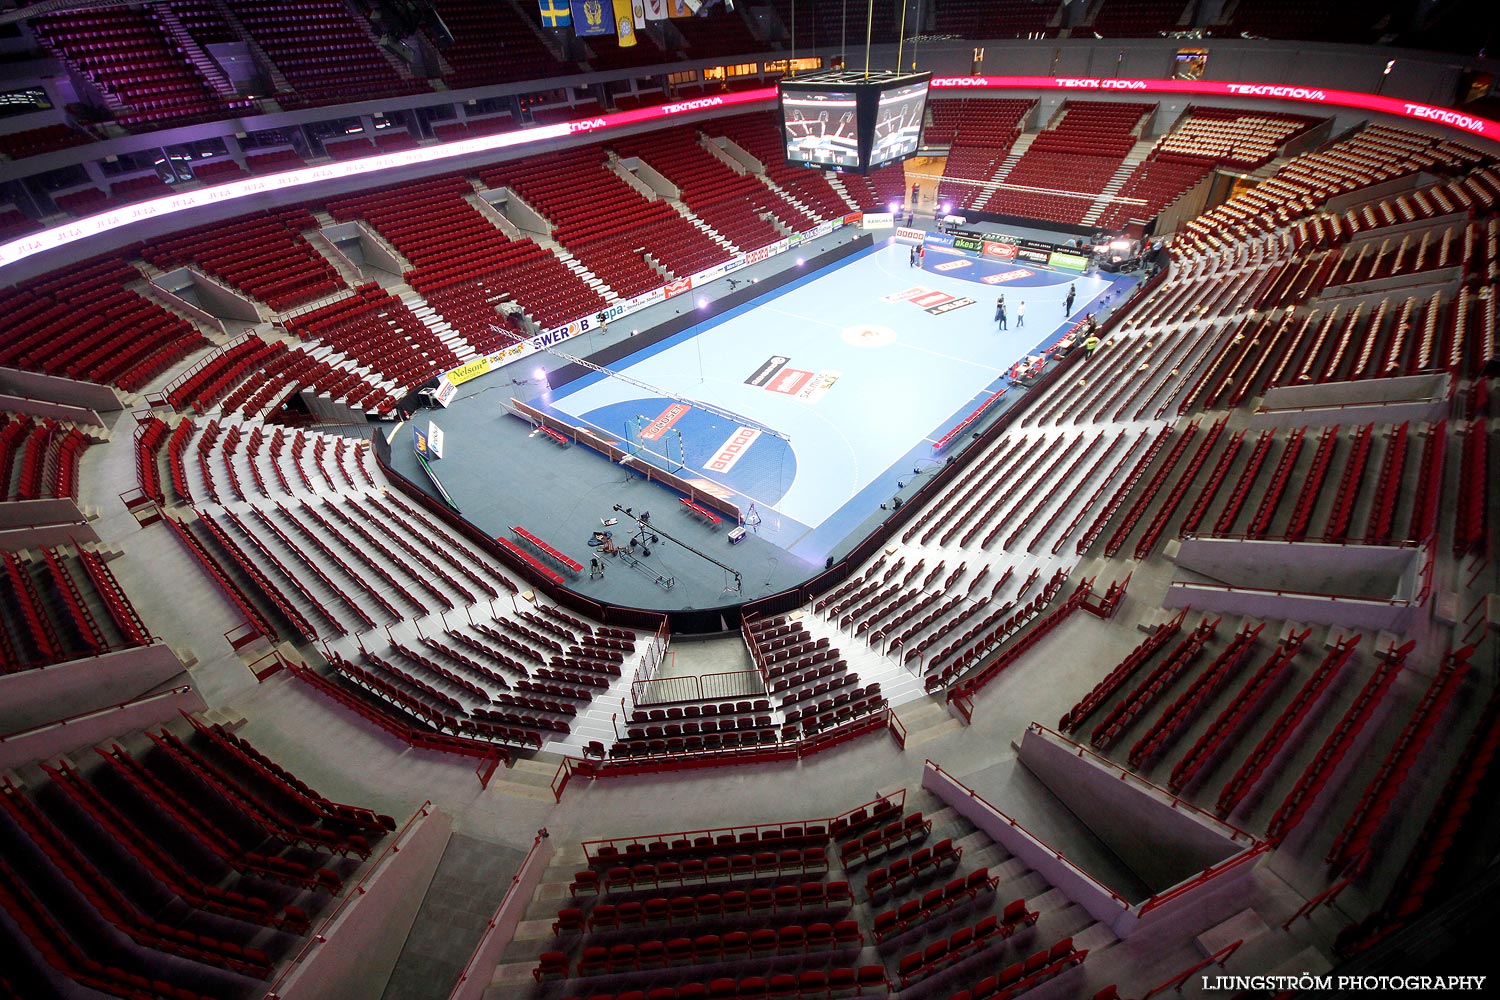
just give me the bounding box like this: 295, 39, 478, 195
781, 89, 860, 169
869, 79, 928, 168
778, 71, 930, 175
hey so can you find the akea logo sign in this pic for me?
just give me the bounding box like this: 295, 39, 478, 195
953, 236, 984, 253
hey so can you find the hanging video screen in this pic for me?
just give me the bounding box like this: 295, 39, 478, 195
868, 80, 929, 168
780, 88, 860, 169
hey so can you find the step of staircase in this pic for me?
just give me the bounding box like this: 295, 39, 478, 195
396, 289, 480, 361
1080, 137, 1158, 226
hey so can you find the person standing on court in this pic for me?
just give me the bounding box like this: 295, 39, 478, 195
1065, 283, 1076, 314
1016, 301, 1026, 327
909, 245, 917, 267
995, 298, 1007, 331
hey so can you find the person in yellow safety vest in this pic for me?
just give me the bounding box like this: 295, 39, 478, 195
1084, 334, 1101, 357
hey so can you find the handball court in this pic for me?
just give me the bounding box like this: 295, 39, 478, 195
388, 234, 1137, 616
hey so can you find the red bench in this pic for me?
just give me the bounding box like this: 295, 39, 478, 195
511, 526, 583, 574
539, 426, 569, 445
497, 538, 565, 585
679, 497, 722, 526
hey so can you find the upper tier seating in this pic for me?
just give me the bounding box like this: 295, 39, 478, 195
1181, 124, 1491, 252
0, 123, 94, 160
1087, 0, 1190, 35
1209, 0, 1385, 44
775, 0, 900, 47
31, 8, 254, 127
0, 256, 208, 391
225, 0, 431, 109
934, 0, 1060, 37
482, 145, 734, 299
1094, 107, 1325, 229
167, 0, 238, 44
430, 0, 565, 86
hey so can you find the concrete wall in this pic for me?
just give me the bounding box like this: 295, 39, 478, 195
0, 497, 92, 530
277, 806, 452, 1000
1174, 537, 1420, 595
0, 685, 206, 769
0, 367, 121, 412
922, 760, 1130, 928
143, 277, 228, 334
0, 393, 104, 427
448, 832, 555, 1000
1164, 582, 1411, 631
0, 520, 100, 550
1252, 372, 1450, 428
0, 643, 189, 735
1016, 727, 1245, 896
618, 156, 680, 200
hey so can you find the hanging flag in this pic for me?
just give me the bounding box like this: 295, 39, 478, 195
571, 0, 611, 36
632, 0, 646, 28
613, 0, 636, 45
538, 0, 571, 27
643, 0, 667, 19
667, 0, 695, 16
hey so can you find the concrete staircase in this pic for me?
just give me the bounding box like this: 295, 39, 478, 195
153, 4, 241, 99
825, 175, 865, 212
1081, 137, 1157, 227
396, 288, 482, 362
207, 0, 293, 95
969, 132, 1038, 212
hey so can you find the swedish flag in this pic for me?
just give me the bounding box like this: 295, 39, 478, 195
538, 0, 571, 27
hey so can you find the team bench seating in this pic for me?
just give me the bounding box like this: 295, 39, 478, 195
511, 525, 583, 574
497, 537, 564, 585
679, 496, 722, 525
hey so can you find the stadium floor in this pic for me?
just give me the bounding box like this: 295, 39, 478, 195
386, 231, 1136, 614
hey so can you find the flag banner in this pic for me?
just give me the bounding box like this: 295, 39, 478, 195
571, 0, 611, 36
667, 0, 696, 16
613, 0, 637, 45
632, 0, 646, 28
538, 0, 571, 27
643, 0, 667, 20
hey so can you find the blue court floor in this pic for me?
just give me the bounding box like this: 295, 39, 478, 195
533, 238, 1137, 562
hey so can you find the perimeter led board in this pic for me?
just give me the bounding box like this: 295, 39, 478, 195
779, 71, 930, 174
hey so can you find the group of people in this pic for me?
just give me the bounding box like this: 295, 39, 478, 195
994, 283, 1082, 333
907, 244, 925, 267
993, 295, 1025, 330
